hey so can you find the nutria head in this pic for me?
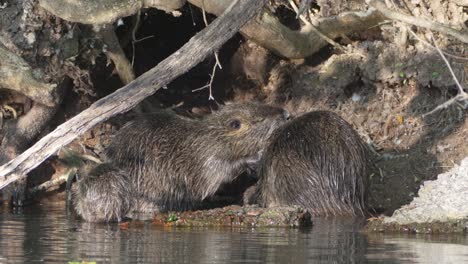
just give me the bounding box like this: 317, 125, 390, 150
202, 102, 290, 164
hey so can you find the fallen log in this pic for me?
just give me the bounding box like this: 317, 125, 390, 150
0, 0, 267, 190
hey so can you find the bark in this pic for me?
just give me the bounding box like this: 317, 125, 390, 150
0, 0, 267, 190
367, 0, 468, 43
97, 25, 135, 85
188, 0, 385, 59
39, 0, 186, 25
0, 42, 58, 107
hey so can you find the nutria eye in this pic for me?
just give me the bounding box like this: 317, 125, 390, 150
229, 119, 242, 130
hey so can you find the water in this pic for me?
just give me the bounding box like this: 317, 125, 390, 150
0, 204, 467, 264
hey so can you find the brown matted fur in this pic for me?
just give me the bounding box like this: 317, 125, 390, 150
258, 111, 370, 216
73, 102, 289, 222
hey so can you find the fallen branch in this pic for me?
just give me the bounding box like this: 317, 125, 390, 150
407, 29, 468, 61
0, 0, 267, 190
366, 0, 468, 43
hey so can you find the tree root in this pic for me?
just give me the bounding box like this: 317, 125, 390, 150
0, 0, 267, 190
188, 0, 385, 59
97, 25, 135, 85
39, 0, 187, 25
40, 0, 385, 59
366, 0, 468, 43
0, 42, 58, 107
0, 38, 65, 206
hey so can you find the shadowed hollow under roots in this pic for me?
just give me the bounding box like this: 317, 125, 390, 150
259, 111, 370, 216
73, 102, 289, 222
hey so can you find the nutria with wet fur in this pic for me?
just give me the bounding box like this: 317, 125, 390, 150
257, 111, 369, 216
73, 102, 289, 222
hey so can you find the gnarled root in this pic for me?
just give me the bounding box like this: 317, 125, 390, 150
188, 0, 385, 59
96, 25, 135, 85
0, 42, 58, 107
39, 0, 186, 25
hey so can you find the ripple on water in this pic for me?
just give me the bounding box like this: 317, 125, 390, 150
0, 205, 467, 263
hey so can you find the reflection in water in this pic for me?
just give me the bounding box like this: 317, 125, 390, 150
366, 233, 468, 264
0, 204, 467, 263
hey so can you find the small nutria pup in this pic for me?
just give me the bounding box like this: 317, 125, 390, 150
257, 111, 369, 216
74, 102, 289, 222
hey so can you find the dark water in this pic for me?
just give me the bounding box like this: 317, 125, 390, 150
0, 204, 467, 264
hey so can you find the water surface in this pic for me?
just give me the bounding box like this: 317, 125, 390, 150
0, 204, 467, 263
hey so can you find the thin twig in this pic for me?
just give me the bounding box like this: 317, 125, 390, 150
387, 0, 467, 61
192, 85, 209, 92
191, 55, 222, 99
430, 34, 466, 95
423, 33, 467, 117
131, 11, 141, 66
423, 94, 468, 117
134, 35, 155, 44
199, 5, 222, 100
408, 29, 468, 61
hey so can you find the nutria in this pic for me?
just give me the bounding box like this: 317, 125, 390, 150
73, 102, 289, 222
257, 111, 370, 216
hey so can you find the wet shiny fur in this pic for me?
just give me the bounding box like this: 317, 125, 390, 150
74, 103, 289, 222
258, 111, 369, 216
